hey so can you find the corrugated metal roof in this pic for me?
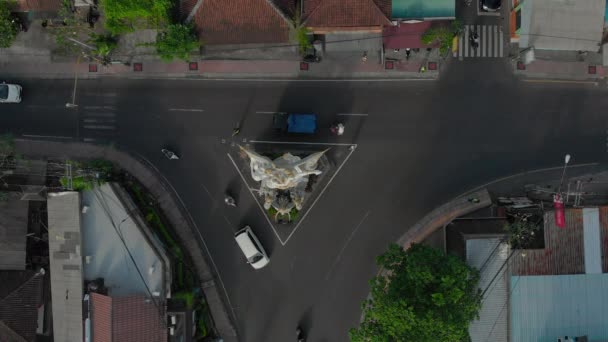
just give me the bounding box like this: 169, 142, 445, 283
81, 184, 168, 297
47, 192, 84, 342
509, 209, 585, 276
597, 207, 608, 273
511, 274, 608, 342
519, 0, 605, 51
583, 208, 602, 274
466, 238, 509, 342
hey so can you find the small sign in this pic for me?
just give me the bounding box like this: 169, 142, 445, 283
385, 61, 394, 70
133, 63, 143, 72
88, 64, 97, 72
189, 62, 198, 71
300, 62, 309, 71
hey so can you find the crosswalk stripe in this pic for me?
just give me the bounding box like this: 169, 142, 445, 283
458, 24, 504, 59
482, 25, 487, 57
464, 26, 469, 58
499, 27, 504, 57
459, 31, 463, 60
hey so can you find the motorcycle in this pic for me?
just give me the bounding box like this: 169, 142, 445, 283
224, 195, 236, 207
296, 327, 306, 342
469, 30, 479, 49
161, 149, 179, 160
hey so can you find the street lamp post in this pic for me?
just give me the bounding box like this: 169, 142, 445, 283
558, 154, 571, 194
554, 154, 571, 228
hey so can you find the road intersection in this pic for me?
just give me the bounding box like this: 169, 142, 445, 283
2, 60, 608, 341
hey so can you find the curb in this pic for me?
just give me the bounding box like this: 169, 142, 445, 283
396, 188, 492, 249
13, 139, 238, 339
0, 71, 440, 81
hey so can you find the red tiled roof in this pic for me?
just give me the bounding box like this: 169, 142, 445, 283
193, 0, 292, 45
91, 293, 166, 342
15, 0, 62, 12
303, 0, 391, 28
91, 293, 112, 342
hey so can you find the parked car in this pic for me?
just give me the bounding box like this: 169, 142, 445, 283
481, 0, 501, 11
234, 226, 270, 269
0, 82, 22, 103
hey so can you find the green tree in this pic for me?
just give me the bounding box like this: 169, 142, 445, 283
350, 244, 482, 342
153, 24, 200, 62
88, 33, 118, 58
421, 20, 461, 56
0, 1, 18, 48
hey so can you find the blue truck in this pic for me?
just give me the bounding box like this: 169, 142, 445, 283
273, 113, 317, 134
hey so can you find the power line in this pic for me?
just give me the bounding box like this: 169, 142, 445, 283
199, 27, 603, 54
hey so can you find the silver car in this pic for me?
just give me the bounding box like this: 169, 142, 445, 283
0, 82, 22, 103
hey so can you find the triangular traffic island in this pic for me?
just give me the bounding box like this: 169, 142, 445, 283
228, 142, 355, 244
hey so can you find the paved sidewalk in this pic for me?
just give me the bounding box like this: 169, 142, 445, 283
14, 139, 238, 341
396, 189, 492, 249
0, 58, 440, 80
513, 60, 605, 82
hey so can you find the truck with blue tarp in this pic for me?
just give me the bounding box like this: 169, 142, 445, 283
273, 113, 317, 134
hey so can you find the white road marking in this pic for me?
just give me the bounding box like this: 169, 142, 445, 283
83, 112, 116, 118
25, 104, 66, 109
248, 140, 355, 147
255, 111, 284, 114
325, 210, 371, 280
84, 105, 115, 110
83, 118, 116, 123
227, 152, 283, 244
22, 134, 73, 140
83, 124, 115, 130
337, 113, 368, 116
200, 183, 215, 201
84, 92, 117, 97
168, 108, 205, 112
282, 144, 358, 244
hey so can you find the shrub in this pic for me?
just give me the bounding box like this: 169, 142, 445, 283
153, 24, 200, 62
0, 1, 18, 48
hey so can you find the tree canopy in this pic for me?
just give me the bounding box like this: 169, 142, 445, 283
350, 244, 482, 342
153, 24, 200, 62
0, 1, 18, 48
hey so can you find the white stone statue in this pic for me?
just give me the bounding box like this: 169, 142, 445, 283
240, 146, 327, 213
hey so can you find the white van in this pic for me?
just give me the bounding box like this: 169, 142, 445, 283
234, 226, 270, 269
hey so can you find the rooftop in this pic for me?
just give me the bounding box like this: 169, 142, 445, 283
90, 292, 167, 342
81, 183, 170, 298
391, 0, 455, 20
466, 238, 509, 342
47, 191, 84, 342
0, 193, 28, 270
519, 0, 605, 51
511, 273, 608, 341
0, 270, 44, 342
188, 0, 293, 45
303, 0, 391, 29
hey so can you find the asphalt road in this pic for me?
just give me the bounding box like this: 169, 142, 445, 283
2, 60, 608, 341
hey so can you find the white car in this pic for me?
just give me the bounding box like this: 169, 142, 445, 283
234, 226, 270, 269
0, 82, 22, 103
